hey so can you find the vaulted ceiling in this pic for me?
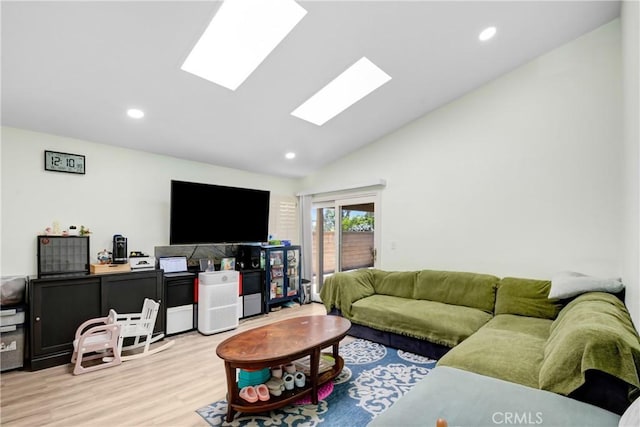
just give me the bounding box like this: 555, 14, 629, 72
1, 1, 621, 178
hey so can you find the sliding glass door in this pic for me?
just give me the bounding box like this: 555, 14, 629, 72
310, 194, 379, 302
339, 202, 376, 272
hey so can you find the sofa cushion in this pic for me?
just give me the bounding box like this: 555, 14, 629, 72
495, 277, 562, 320
539, 292, 640, 399
437, 314, 552, 389
371, 270, 416, 299
413, 270, 499, 313
368, 366, 621, 427
350, 295, 492, 348
319, 269, 375, 317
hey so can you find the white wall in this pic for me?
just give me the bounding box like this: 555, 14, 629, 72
302, 20, 624, 282
621, 1, 640, 328
0, 127, 298, 276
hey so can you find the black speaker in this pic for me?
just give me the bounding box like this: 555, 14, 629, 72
238, 245, 261, 270
112, 235, 128, 264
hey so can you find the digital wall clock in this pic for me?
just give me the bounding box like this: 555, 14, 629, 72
44, 150, 86, 174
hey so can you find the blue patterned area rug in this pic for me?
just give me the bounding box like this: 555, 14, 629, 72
196, 338, 437, 426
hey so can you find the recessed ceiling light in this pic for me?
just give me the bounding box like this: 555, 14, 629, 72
181, 0, 307, 91
127, 108, 144, 119
285, 152, 296, 160
479, 26, 497, 42
291, 57, 392, 126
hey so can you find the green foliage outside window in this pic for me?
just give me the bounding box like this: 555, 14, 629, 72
323, 210, 374, 232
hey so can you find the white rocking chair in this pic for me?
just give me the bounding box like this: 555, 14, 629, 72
71, 299, 174, 374
71, 309, 122, 375
115, 298, 174, 361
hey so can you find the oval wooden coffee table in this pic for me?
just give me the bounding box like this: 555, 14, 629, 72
216, 315, 351, 422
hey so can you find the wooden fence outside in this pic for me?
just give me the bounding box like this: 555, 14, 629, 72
312, 231, 374, 274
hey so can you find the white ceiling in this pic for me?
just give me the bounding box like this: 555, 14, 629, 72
1, 1, 621, 178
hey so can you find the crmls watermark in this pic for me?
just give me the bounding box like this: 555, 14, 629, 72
492, 412, 543, 425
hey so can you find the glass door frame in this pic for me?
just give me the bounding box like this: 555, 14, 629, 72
310, 190, 381, 302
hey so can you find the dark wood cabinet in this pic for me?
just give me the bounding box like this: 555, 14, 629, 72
31, 276, 101, 362
29, 269, 164, 370
101, 270, 165, 334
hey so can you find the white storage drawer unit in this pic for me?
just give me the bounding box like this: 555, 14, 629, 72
1, 305, 26, 372
0, 306, 25, 326
166, 305, 194, 335
1, 324, 25, 371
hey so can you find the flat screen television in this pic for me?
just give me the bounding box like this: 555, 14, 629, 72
170, 180, 270, 245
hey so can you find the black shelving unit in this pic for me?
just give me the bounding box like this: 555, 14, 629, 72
238, 269, 263, 318
165, 272, 196, 335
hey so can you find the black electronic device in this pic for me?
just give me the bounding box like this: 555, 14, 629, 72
112, 235, 128, 264
170, 180, 270, 245
237, 245, 261, 270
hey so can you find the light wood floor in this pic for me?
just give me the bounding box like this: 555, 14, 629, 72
0, 302, 346, 427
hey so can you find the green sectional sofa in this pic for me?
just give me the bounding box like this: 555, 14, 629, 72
320, 268, 640, 417
322, 268, 500, 357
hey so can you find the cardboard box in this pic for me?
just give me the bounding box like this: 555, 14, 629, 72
90, 263, 131, 274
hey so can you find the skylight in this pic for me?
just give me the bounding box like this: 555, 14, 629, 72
181, 0, 307, 91
291, 57, 392, 126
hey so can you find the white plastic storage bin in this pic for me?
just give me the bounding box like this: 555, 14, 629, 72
0, 306, 25, 327
243, 293, 262, 318
198, 271, 239, 335
166, 304, 194, 335
1, 324, 24, 371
